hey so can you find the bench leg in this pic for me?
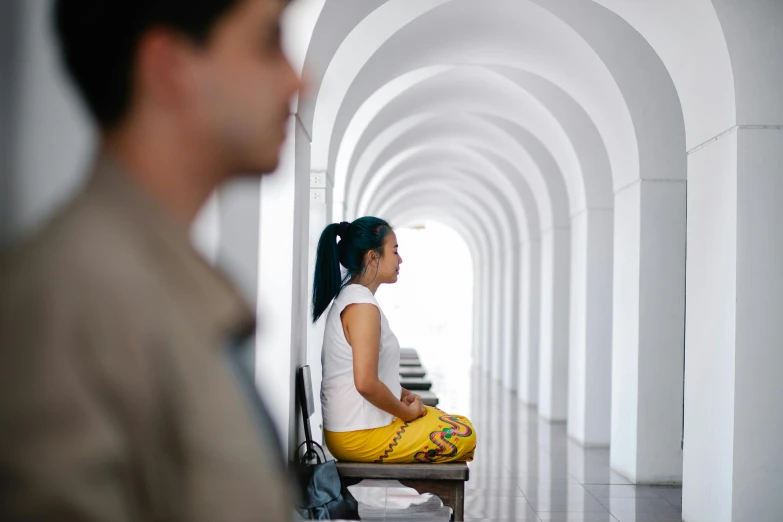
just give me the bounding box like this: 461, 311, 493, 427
398, 479, 465, 521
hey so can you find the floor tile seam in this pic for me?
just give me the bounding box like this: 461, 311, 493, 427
593, 487, 683, 510
651, 488, 683, 508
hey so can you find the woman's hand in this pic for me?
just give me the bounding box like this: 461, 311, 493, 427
402, 392, 421, 405
400, 396, 427, 422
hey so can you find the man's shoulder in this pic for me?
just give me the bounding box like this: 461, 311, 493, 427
1, 191, 154, 306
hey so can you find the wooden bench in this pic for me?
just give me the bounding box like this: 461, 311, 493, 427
296, 366, 466, 520
400, 367, 427, 378
400, 377, 433, 391
336, 462, 469, 521
417, 390, 439, 407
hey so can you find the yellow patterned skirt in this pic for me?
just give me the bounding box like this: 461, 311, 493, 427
324, 406, 477, 463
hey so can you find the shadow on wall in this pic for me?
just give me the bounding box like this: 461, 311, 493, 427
0, 0, 96, 250
0, 0, 21, 248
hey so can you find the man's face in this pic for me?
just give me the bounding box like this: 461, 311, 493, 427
188, 0, 301, 175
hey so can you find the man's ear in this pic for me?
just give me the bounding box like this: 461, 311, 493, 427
136, 28, 194, 111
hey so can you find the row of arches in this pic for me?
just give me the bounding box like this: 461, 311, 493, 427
1, 0, 779, 520
285, 2, 783, 521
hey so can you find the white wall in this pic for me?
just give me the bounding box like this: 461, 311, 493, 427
682, 127, 783, 522
682, 131, 738, 522
255, 116, 311, 461
3, 0, 94, 245
612, 179, 686, 484
305, 173, 329, 445
635, 180, 686, 483
538, 226, 570, 421
517, 239, 541, 405
0, 0, 22, 246
569, 208, 614, 447
216, 180, 261, 307
568, 211, 588, 442
611, 183, 641, 480
731, 128, 783, 521
583, 209, 613, 446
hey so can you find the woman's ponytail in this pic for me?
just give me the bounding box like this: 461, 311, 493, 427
311, 217, 392, 323
312, 223, 344, 322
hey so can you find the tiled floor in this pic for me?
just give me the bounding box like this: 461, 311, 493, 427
349, 365, 684, 521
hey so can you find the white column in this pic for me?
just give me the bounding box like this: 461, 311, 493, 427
4, 0, 94, 245
305, 168, 330, 445
538, 226, 571, 421
683, 127, 783, 522
255, 115, 311, 461
568, 208, 614, 446
502, 245, 522, 390
518, 239, 541, 405
483, 253, 496, 373
490, 249, 504, 381
216, 179, 261, 306
611, 179, 686, 483
472, 262, 482, 365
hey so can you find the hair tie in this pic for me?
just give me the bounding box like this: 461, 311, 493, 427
337, 221, 350, 238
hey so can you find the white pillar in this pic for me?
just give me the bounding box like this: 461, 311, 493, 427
683, 127, 783, 522
502, 245, 522, 390
611, 179, 686, 483
472, 262, 482, 365
216, 180, 261, 306
305, 168, 330, 445
255, 115, 311, 461
490, 248, 504, 381
518, 238, 541, 405
538, 226, 571, 421
484, 252, 497, 374
568, 208, 614, 446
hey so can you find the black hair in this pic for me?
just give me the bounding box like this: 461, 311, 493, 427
54, 0, 242, 129
311, 217, 393, 322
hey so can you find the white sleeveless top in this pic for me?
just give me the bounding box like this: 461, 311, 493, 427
320, 284, 402, 432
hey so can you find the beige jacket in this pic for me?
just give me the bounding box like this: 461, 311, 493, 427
0, 157, 292, 521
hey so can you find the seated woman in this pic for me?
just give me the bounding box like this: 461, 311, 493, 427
312, 217, 476, 464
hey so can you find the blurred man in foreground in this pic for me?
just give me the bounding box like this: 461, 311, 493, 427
0, 0, 302, 520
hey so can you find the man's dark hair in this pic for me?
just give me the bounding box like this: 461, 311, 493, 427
54, 0, 242, 129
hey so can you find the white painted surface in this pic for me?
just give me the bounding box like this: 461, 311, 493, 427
568, 207, 614, 446
191, 193, 221, 264
635, 180, 686, 484
255, 116, 311, 460
612, 179, 687, 484
682, 131, 738, 522
538, 226, 571, 421
518, 240, 541, 406
732, 129, 783, 521
611, 183, 642, 481
216, 180, 261, 307
583, 209, 614, 446
568, 211, 589, 442
11, 0, 94, 241
594, 0, 735, 150
712, 1, 783, 126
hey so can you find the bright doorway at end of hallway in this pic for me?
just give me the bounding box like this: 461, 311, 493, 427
375, 221, 474, 416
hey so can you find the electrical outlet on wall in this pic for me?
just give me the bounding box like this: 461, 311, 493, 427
310, 172, 326, 189
310, 188, 326, 203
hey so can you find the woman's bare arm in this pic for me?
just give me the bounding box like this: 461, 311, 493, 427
342, 304, 424, 422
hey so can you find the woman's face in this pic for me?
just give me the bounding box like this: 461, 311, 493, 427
375, 231, 403, 284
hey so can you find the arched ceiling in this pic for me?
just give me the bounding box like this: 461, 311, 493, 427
298, 0, 741, 247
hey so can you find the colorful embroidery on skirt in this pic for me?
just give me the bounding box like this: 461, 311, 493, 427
414, 415, 473, 463
376, 422, 409, 463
